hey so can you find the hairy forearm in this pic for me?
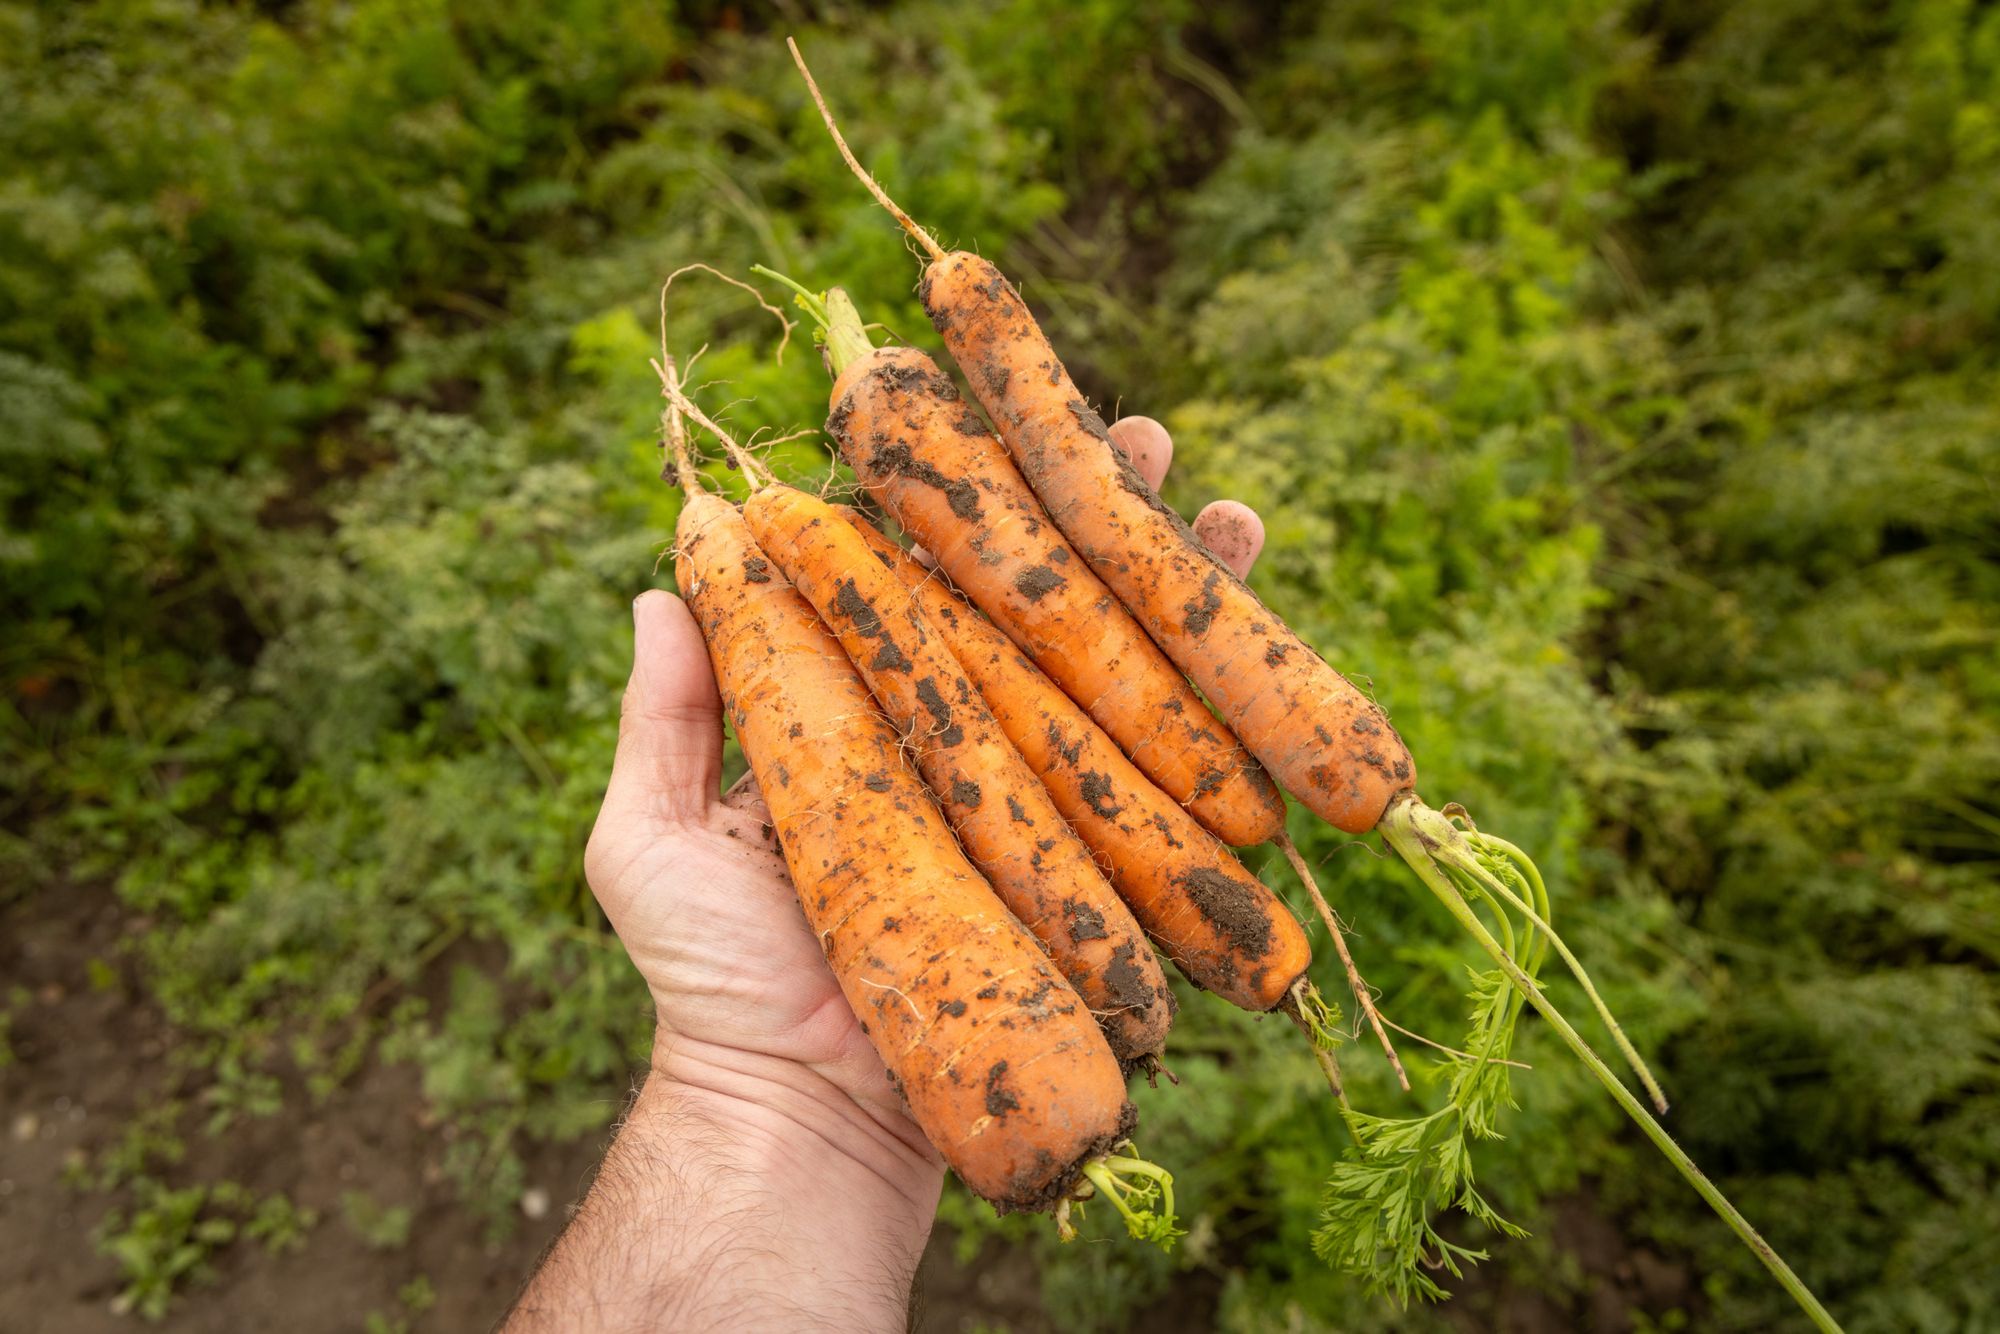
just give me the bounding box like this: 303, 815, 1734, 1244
504, 1036, 942, 1333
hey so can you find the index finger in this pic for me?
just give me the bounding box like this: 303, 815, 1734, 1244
1106, 415, 1173, 491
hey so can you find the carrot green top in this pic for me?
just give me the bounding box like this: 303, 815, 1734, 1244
749, 265, 872, 376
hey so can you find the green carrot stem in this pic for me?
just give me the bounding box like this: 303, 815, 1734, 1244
1078, 1149, 1183, 1250
1101, 1153, 1178, 1223
746, 267, 874, 376
1453, 835, 1668, 1112
821, 288, 873, 376
749, 263, 829, 328
1082, 1161, 1149, 1232
1379, 795, 1843, 1333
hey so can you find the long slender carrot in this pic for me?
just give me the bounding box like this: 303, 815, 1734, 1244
924, 248, 1417, 834
658, 360, 1166, 1223
751, 269, 1284, 849
836, 505, 1313, 1015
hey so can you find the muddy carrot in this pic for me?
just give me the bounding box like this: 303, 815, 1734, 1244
658, 359, 1171, 1228
750, 270, 1285, 849
733, 476, 1174, 1065
834, 505, 1317, 1014
924, 247, 1415, 834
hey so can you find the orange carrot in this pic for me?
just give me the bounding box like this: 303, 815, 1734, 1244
755, 272, 1405, 1080
659, 364, 1159, 1219
920, 251, 1414, 834
736, 478, 1174, 1065
836, 506, 1315, 1014
750, 273, 1284, 848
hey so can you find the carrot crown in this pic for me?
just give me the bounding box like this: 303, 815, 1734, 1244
749, 264, 873, 377
1054, 1143, 1182, 1250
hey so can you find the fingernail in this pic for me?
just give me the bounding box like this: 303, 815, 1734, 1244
632, 590, 663, 655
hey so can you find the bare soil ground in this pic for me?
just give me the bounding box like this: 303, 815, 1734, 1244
1, 885, 584, 1330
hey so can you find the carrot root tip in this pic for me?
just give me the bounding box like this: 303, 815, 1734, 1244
785, 37, 947, 263
1276, 834, 1410, 1091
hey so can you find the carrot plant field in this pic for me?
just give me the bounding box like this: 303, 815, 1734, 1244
3, 2, 1995, 1329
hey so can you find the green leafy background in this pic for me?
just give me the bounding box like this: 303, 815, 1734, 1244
4, 1, 1995, 1329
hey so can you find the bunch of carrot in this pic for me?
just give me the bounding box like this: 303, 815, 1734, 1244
635, 37, 1843, 1329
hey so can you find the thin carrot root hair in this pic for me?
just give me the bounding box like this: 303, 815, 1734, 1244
745, 425, 821, 452
655, 367, 781, 490
655, 352, 825, 496
651, 259, 814, 489
658, 261, 798, 365
653, 354, 704, 493
1273, 832, 1410, 1092
1376, 1012, 1533, 1071
786, 38, 946, 264
1054, 1143, 1182, 1250
739, 425, 829, 489
649, 356, 696, 577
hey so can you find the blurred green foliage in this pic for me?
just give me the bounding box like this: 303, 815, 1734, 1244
3, 0, 1994, 1329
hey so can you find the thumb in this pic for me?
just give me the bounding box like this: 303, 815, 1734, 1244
597, 590, 725, 833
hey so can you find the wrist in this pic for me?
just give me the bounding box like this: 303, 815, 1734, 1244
508, 1031, 941, 1332
636, 1035, 943, 1328
644, 1028, 943, 1232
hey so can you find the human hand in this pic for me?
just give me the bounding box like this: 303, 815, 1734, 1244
586, 586, 931, 1131
583, 413, 1261, 1116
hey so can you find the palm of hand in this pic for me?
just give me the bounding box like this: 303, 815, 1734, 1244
583, 594, 908, 1124
583, 417, 1258, 1138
